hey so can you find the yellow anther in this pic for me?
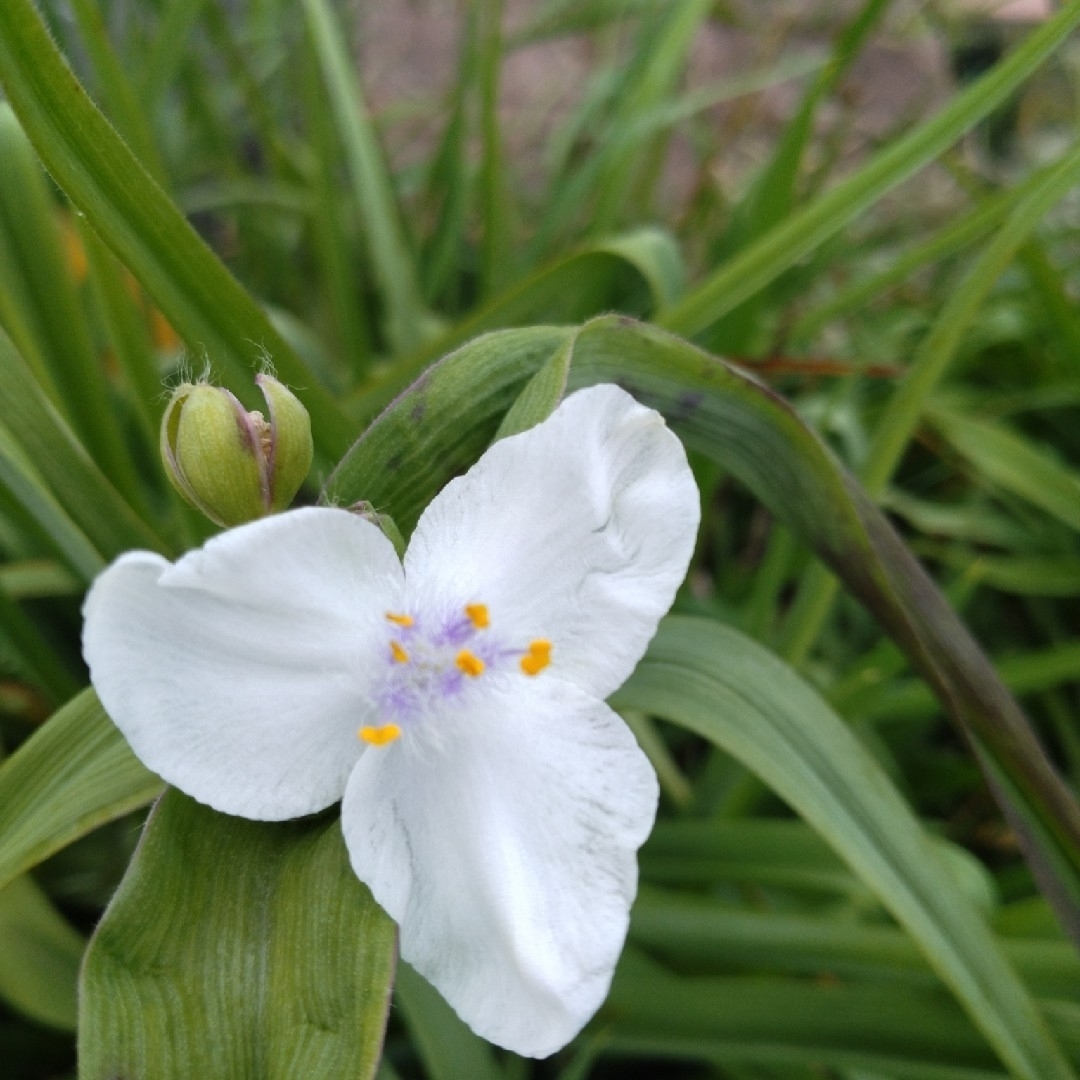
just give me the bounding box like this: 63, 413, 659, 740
390, 641, 409, 664
521, 639, 552, 676
464, 603, 490, 629
456, 650, 485, 677
385, 612, 414, 627
359, 723, 402, 746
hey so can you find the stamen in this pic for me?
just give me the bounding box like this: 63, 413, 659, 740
390, 641, 410, 664
521, 639, 552, 676
456, 650, 485, 677
385, 612, 414, 627
464, 603, 490, 629
359, 723, 402, 746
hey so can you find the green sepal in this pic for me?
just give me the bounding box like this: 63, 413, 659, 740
258, 373, 314, 513
495, 330, 576, 440
345, 501, 406, 560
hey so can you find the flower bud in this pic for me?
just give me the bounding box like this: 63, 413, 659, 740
161, 373, 313, 528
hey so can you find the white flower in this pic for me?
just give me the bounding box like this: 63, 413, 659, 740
82, 384, 700, 1058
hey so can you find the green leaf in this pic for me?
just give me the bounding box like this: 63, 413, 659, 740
530, 53, 824, 262
139, 0, 211, 111
0, 571, 80, 703
0, 873, 84, 1031
594, 317, 1080, 948
862, 141, 1080, 501
79, 790, 397, 1080
643, 812, 997, 907
474, 0, 513, 300
0, 0, 353, 459
613, 616, 1075, 1080
605, 948, 1079, 1076
660, 0, 1080, 340
642, 819, 996, 920
299, 40, 374, 374
394, 962, 505, 1080
923, 552, 1080, 598
507, 0, 667, 45
777, 137, 1080, 669
0, 105, 144, 506
79, 219, 166, 446
0, 422, 106, 582
323, 325, 576, 522
301, 0, 429, 355
642, 819, 885, 897
583, 0, 713, 237
839, 640, 1080, 724
631, 888, 1080, 999
929, 406, 1080, 533
719, 0, 891, 254
790, 181, 1023, 345
353, 229, 683, 419
705, 0, 891, 351
67, 0, 166, 182
0, 688, 161, 895
0, 325, 169, 562
0, 559, 80, 600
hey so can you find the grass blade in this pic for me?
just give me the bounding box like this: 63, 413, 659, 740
778, 139, 1080, 667
660, 0, 1080, 340
0, 688, 161, 895
0, 106, 145, 506
0, 874, 83, 1031
0, 0, 354, 458
301, 0, 430, 356
0, 327, 169, 560
614, 616, 1076, 1079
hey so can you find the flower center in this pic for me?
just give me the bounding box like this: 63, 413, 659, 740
358, 603, 551, 746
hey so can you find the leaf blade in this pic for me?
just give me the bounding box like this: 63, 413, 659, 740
614, 616, 1076, 1080
0, 0, 353, 458
0, 688, 161, 895
79, 791, 397, 1080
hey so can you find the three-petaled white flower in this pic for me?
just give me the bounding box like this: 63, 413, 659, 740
82, 385, 700, 1058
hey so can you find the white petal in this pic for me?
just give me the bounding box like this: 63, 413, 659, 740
341, 678, 658, 1057
83, 507, 404, 820
404, 385, 699, 699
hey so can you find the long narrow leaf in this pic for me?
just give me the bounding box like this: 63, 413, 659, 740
301, 0, 429, 356
0, 0, 353, 458
68, 0, 166, 180
660, 0, 1080, 340
614, 616, 1074, 1079
629, 890, 1080, 995
0, 874, 84, 1030
778, 139, 1080, 666
0, 424, 106, 582
0, 577, 80, 703
605, 948, 1078, 1076
0, 327, 168, 560
394, 963, 505, 1080
353, 229, 683, 417
0, 688, 161, 895
0, 106, 144, 505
